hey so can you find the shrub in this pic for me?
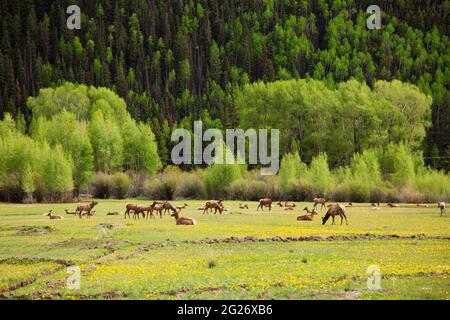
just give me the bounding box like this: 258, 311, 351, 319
173, 174, 206, 199
127, 172, 150, 198
143, 178, 164, 199
90, 172, 113, 199
414, 170, 450, 202
227, 179, 269, 201
333, 180, 370, 202
110, 172, 130, 199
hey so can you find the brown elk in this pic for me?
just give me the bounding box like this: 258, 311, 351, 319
125, 204, 141, 219
162, 201, 176, 215
239, 203, 249, 209
43, 210, 63, 220
106, 211, 120, 216
297, 207, 318, 221
132, 204, 155, 220
257, 198, 272, 211
176, 203, 189, 211
284, 202, 296, 208
152, 202, 166, 218
76, 201, 98, 219
313, 197, 328, 210
203, 200, 224, 214
346, 202, 353, 207
371, 202, 380, 207
438, 202, 446, 216
416, 203, 429, 208
387, 203, 399, 208
170, 209, 196, 225
322, 204, 348, 225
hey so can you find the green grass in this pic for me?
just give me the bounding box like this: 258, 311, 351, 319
0, 200, 448, 299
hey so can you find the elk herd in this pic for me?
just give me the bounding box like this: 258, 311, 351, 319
43, 198, 447, 225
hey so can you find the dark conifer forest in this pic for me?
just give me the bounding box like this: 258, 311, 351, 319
0, 1, 449, 202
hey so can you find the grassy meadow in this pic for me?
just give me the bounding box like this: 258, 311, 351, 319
0, 200, 448, 300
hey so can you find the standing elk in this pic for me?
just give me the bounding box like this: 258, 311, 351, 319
257, 198, 272, 211
297, 207, 318, 221
125, 204, 141, 219
132, 203, 155, 220
76, 201, 98, 219
203, 200, 224, 214
162, 201, 175, 215
322, 204, 348, 225
438, 202, 446, 216
313, 197, 328, 210
43, 210, 63, 220
152, 202, 166, 218
170, 209, 196, 225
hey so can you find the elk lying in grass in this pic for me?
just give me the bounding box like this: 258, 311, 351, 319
278, 201, 296, 208
257, 198, 272, 211
416, 203, 429, 208
297, 207, 318, 221
239, 203, 249, 209
285, 202, 296, 208
346, 202, 353, 207
438, 202, 446, 216
65, 209, 77, 215
171, 209, 196, 225
176, 203, 188, 211
313, 197, 327, 210
387, 203, 399, 208
203, 200, 224, 214
76, 201, 98, 219
371, 202, 381, 210
322, 204, 348, 225
43, 210, 63, 220
106, 211, 120, 216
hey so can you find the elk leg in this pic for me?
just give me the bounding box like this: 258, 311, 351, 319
332, 216, 335, 225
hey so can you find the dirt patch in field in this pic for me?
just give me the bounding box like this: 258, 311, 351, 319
16, 225, 56, 235
183, 233, 449, 245
0, 256, 74, 267
96, 223, 125, 231
0, 256, 75, 294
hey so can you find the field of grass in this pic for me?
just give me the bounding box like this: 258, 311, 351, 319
0, 200, 448, 299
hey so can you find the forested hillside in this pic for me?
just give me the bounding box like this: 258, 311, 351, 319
0, 0, 448, 169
